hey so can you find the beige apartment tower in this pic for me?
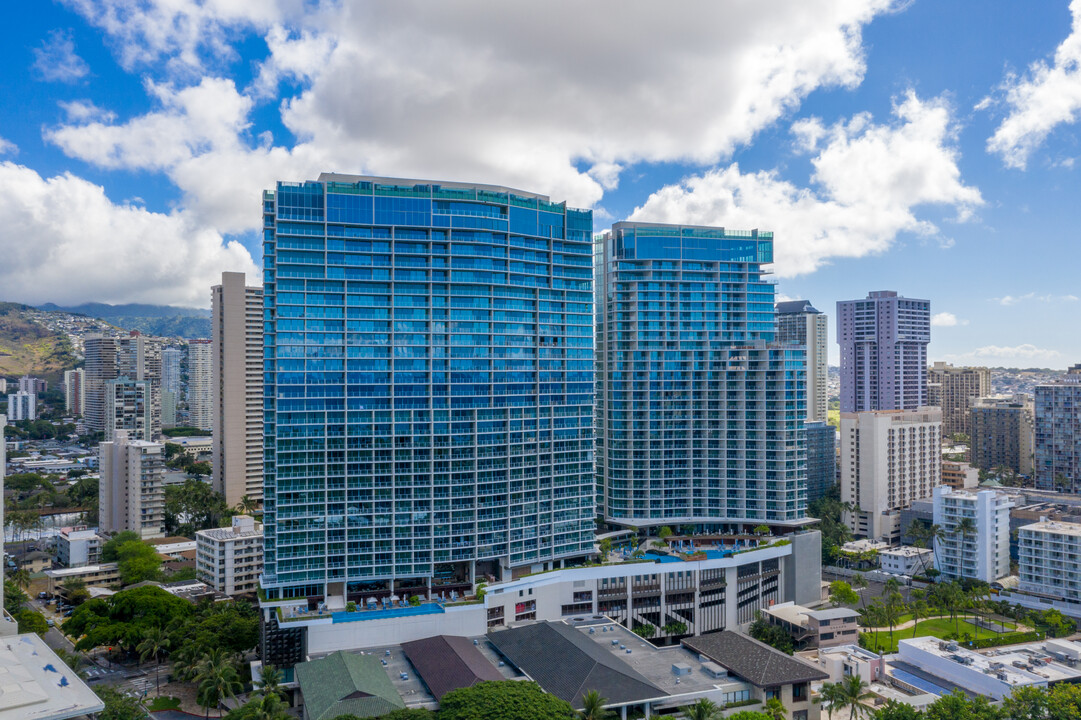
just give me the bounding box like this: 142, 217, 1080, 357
840, 407, 943, 542
98, 431, 165, 538
211, 272, 264, 506
927, 362, 991, 439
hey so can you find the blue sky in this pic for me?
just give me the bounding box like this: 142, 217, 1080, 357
1, 1, 1080, 368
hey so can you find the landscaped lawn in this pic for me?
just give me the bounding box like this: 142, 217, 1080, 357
862, 615, 1018, 654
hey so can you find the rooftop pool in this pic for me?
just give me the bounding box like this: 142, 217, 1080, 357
331, 603, 446, 623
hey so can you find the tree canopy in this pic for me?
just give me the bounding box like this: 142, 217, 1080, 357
164, 478, 228, 535
438, 681, 576, 720
101, 531, 141, 562
116, 540, 163, 585
64, 585, 194, 652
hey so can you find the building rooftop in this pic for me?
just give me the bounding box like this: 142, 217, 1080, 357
0, 633, 105, 720
488, 621, 666, 709
880, 546, 933, 558
198, 525, 263, 541
316, 173, 552, 202
399, 635, 503, 700
1020, 520, 1081, 537
682, 631, 828, 688
776, 300, 821, 315
804, 607, 861, 622
899, 637, 1046, 688
295, 651, 405, 720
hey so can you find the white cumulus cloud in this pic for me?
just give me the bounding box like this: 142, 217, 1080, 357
32, 29, 90, 83
985, 0, 1081, 168
991, 292, 1078, 306
0, 162, 258, 306
931, 312, 966, 327
945, 344, 1063, 367
628, 91, 982, 277
51, 0, 898, 232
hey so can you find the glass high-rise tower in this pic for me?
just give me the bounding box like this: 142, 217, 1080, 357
595, 222, 808, 529
260, 174, 595, 602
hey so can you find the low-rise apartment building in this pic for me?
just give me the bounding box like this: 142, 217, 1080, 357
763, 602, 861, 648
56, 528, 103, 568
196, 515, 263, 596
1019, 519, 1081, 603
932, 486, 1013, 583
879, 546, 933, 577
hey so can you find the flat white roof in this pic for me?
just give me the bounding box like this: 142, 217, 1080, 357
1020, 520, 1081, 537
0, 633, 104, 720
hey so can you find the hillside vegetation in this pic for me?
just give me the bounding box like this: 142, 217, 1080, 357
0, 303, 78, 377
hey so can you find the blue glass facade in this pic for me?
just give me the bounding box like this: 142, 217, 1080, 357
596, 222, 808, 527
261, 175, 595, 600
805, 420, 837, 503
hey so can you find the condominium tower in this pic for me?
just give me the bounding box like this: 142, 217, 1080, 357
83, 333, 162, 438
837, 291, 930, 413
776, 300, 828, 423
187, 339, 213, 431
98, 430, 165, 538
259, 175, 595, 603
927, 362, 991, 439
595, 222, 808, 528
64, 368, 85, 416
970, 395, 1034, 476
161, 346, 183, 427
6, 391, 36, 421
104, 378, 153, 441
1035, 364, 1081, 491
840, 407, 942, 542
83, 335, 118, 432
211, 272, 265, 506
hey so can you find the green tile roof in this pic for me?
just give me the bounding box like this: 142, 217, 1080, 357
295, 651, 405, 720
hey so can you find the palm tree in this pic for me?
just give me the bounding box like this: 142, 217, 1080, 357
764, 697, 787, 720
909, 589, 929, 639
236, 495, 259, 516
927, 523, 948, 580
194, 648, 243, 718
683, 698, 720, 720
835, 674, 874, 720
882, 592, 903, 650
818, 682, 842, 720
9, 568, 31, 591
579, 689, 613, 720
247, 692, 290, 720
257, 664, 285, 700
953, 517, 977, 566
137, 626, 170, 696
54, 648, 90, 680
851, 573, 869, 610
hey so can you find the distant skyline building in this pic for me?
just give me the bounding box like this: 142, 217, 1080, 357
596, 222, 808, 528
84, 333, 163, 438
187, 339, 213, 431
970, 394, 1034, 477
7, 391, 36, 421
837, 291, 930, 413
1035, 364, 1081, 492
1018, 519, 1081, 604
259, 175, 596, 603
211, 272, 265, 507
104, 378, 153, 441
840, 407, 943, 542
18, 376, 46, 394
162, 346, 183, 394
927, 361, 991, 439
776, 300, 828, 423
805, 420, 837, 503
83, 335, 118, 432
98, 430, 165, 538
64, 368, 85, 416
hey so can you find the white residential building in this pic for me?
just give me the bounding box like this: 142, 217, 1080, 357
98, 431, 166, 538
211, 272, 265, 506
6, 391, 36, 421
56, 528, 103, 568
196, 515, 263, 595
840, 407, 943, 542
879, 546, 933, 577
932, 486, 1013, 583
1018, 519, 1081, 603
